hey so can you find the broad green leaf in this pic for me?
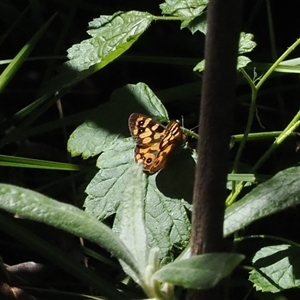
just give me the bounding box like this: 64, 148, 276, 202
249, 245, 300, 293
116, 163, 149, 283
0, 183, 140, 281
85, 138, 135, 219
85, 134, 195, 264
153, 253, 244, 289
181, 166, 300, 260
78, 83, 195, 263
0, 211, 127, 300
68, 82, 168, 159
42, 11, 153, 94
224, 166, 300, 237
66, 11, 153, 72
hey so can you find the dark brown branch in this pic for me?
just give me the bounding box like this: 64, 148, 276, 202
189, 0, 243, 298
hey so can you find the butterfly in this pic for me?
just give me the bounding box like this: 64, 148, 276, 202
128, 113, 186, 174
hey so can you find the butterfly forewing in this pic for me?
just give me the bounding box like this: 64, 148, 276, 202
159, 121, 186, 150
128, 113, 186, 174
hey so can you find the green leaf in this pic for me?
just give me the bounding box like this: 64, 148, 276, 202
160, 0, 208, 18
160, 0, 208, 33
238, 32, 257, 54
224, 166, 300, 237
194, 32, 255, 72
227, 173, 257, 184
77, 83, 196, 263
183, 12, 207, 34
249, 245, 300, 293
67, 82, 169, 159
193, 59, 205, 72
66, 11, 153, 72
0, 183, 141, 281
0, 14, 56, 93
153, 253, 244, 289
0, 154, 80, 171
0, 211, 128, 300
85, 136, 194, 265
226, 173, 257, 190
273, 58, 300, 74
115, 163, 149, 282
42, 11, 153, 94
237, 55, 252, 69
194, 56, 252, 73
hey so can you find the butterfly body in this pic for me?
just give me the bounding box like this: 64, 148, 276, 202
128, 113, 186, 174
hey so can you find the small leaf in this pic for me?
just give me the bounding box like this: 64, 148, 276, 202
238, 32, 257, 54
224, 166, 300, 237
160, 0, 208, 18
160, 0, 208, 34
237, 55, 252, 69
181, 12, 207, 33
153, 253, 244, 289
194, 55, 252, 73
194, 32, 255, 72
193, 59, 205, 72
226, 173, 256, 190
249, 245, 300, 293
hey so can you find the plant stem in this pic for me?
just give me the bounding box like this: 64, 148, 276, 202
227, 38, 300, 205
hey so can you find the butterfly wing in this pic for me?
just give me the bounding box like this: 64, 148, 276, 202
128, 113, 165, 172
149, 121, 186, 173
128, 113, 165, 146
128, 113, 186, 174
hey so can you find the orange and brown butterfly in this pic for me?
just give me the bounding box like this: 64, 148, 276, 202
128, 113, 187, 174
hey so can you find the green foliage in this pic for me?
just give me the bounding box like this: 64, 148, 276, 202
0, 14, 56, 93
160, 0, 208, 31
67, 83, 171, 159
193, 32, 257, 72
160, 0, 208, 18
224, 166, 300, 236
0, 184, 135, 299
249, 245, 300, 293
74, 83, 194, 264
1, 1, 300, 299
153, 253, 245, 289
0, 182, 243, 298
66, 11, 153, 72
